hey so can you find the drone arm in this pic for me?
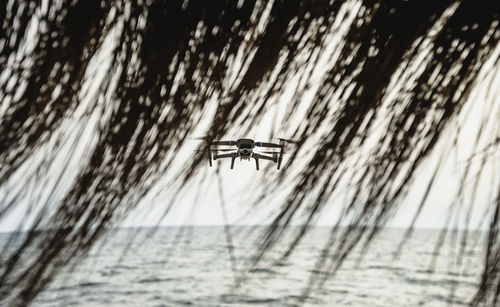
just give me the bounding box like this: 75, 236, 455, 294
253, 153, 277, 162
254, 142, 281, 148
213, 152, 238, 169
213, 152, 237, 160
197, 147, 213, 167
252, 153, 278, 171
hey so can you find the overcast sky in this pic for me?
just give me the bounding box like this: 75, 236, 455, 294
118, 40, 500, 232
0, 2, 499, 233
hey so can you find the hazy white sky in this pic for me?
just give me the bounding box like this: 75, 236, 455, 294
0, 1, 499, 233
119, 38, 500, 232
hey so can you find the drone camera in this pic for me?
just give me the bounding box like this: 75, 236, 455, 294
240, 148, 251, 155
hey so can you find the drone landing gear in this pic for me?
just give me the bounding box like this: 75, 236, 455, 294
251, 153, 277, 171
231, 156, 236, 169
277, 139, 285, 169
253, 156, 259, 171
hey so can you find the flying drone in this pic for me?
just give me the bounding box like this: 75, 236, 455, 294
194, 137, 297, 170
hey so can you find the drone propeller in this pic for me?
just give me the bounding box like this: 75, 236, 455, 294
189, 136, 215, 141
190, 136, 223, 167
190, 136, 237, 146
193, 148, 234, 152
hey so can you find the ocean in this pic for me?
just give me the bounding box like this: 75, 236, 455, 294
18, 226, 485, 306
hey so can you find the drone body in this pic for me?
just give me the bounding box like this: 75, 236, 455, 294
197, 138, 295, 170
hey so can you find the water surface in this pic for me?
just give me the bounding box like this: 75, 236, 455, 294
22, 226, 485, 306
